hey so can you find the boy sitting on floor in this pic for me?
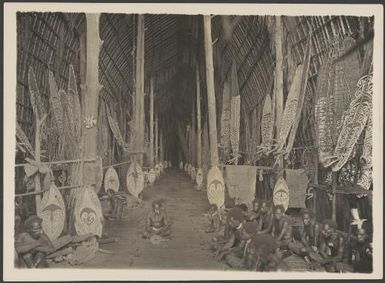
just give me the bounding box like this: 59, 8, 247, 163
204, 204, 220, 233
143, 200, 171, 239
15, 215, 54, 268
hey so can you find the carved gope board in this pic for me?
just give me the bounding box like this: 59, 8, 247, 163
179, 161, 183, 170
126, 161, 144, 198
220, 81, 232, 159
315, 56, 335, 166
148, 169, 156, 184
164, 161, 168, 169
104, 167, 120, 193
261, 95, 274, 150
74, 186, 103, 237
273, 177, 290, 212
230, 95, 241, 164
196, 168, 204, 187
184, 163, 188, 172
68, 64, 82, 139
332, 75, 372, 172
357, 167, 372, 191
207, 166, 225, 209
48, 70, 65, 134
187, 164, 192, 175
190, 167, 196, 181
278, 64, 303, 151
38, 183, 66, 242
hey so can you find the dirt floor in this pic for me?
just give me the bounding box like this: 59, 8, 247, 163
71, 168, 228, 270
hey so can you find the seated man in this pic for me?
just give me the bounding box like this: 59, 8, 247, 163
319, 219, 351, 272
351, 228, 372, 273
244, 234, 289, 271
248, 199, 261, 222
215, 209, 259, 269
271, 205, 294, 250
143, 200, 170, 239
288, 209, 323, 268
257, 201, 274, 235
105, 189, 126, 220
204, 204, 220, 233
15, 215, 54, 268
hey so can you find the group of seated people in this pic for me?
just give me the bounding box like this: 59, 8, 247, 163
205, 199, 373, 273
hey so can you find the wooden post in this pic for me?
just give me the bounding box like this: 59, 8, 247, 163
160, 129, 163, 162
196, 66, 202, 168
149, 77, 154, 167
33, 115, 46, 210
83, 14, 102, 186
135, 14, 145, 165
203, 15, 219, 166
274, 15, 284, 174
332, 172, 338, 223
274, 16, 284, 142
191, 97, 196, 167
155, 102, 159, 164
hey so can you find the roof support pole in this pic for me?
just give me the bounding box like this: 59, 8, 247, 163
203, 15, 219, 166
274, 15, 284, 172
82, 13, 102, 188
149, 78, 154, 167
155, 102, 159, 164
196, 65, 202, 169
134, 14, 145, 165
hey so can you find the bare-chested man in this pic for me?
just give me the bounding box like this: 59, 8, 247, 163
248, 199, 261, 222
215, 209, 259, 269
257, 201, 274, 235
288, 209, 323, 269
319, 220, 351, 272
271, 205, 293, 250
244, 234, 290, 271
143, 200, 170, 239
15, 215, 54, 268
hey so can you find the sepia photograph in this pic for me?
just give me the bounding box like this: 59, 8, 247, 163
3, 2, 383, 281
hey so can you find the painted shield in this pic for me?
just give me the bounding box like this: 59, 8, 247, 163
273, 177, 290, 212
196, 168, 204, 188
126, 161, 145, 198
179, 161, 183, 170
207, 166, 225, 209
38, 183, 66, 242
104, 166, 119, 193
148, 168, 156, 184
74, 186, 103, 237
190, 167, 196, 181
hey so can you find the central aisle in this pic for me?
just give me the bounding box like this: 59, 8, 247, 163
79, 168, 228, 270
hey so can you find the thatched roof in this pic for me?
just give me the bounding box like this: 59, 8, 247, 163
16, 12, 372, 156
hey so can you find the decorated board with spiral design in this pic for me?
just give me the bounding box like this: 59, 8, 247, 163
38, 183, 66, 242
207, 166, 225, 209
126, 161, 144, 198
74, 186, 103, 237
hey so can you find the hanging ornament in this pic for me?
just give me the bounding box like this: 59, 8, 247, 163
84, 115, 97, 129
258, 169, 264, 181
